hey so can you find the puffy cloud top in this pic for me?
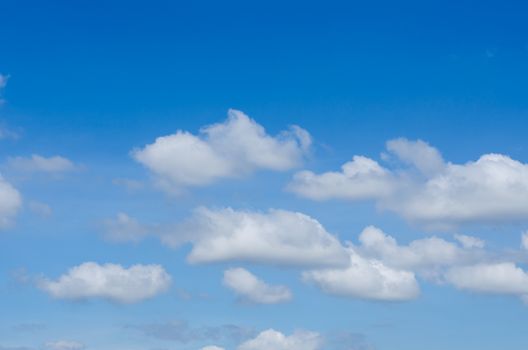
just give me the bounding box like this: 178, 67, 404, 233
7, 155, 77, 173
223, 268, 292, 304
237, 329, 322, 350
303, 247, 420, 301
45, 340, 84, 350
162, 207, 349, 268
38, 262, 171, 303
290, 138, 528, 229
133, 109, 311, 193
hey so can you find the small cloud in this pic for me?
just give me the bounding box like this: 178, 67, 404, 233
0, 74, 8, 89
0, 74, 9, 105
454, 234, 485, 249
102, 212, 150, 243
37, 262, 171, 304
522, 231, 528, 250
44, 340, 84, 350
223, 268, 292, 304
7, 155, 78, 174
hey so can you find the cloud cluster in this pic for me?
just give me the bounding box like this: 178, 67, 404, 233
132, 109, 311, 193
223, 268, 292, 304
0, 175, 22, 229
290, 138, 528, 229
303, 247, 420, 301
38, 262, 171, 303
105, 206, 528, 304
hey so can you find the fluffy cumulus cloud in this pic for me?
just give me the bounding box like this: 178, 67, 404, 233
356, 226, 483, 273
237, 329, 322, 350
132, 109, 311, 193
7, 155, 77, 173
0, 176, 22, 229
44, 341, 84, 350
290, 138, 528, 228
445, 262, 528, 302
288, 156, 395, 201
223, 268, 292, 304
162, 207, 349, 268
201, 347, 225, 350
38, 262, 171, 303
303, 247, 420, 301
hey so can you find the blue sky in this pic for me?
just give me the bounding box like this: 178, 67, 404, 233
1, 1, 528, 350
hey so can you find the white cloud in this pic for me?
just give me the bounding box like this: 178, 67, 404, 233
302, 248, 420, 301
357, 226, 482, 273
290, 138, 528, 228
162, 207, 349, 268
38, 262, 171, 303
45, 340, 84, 350
385, 138, 445, 176
223, 268, 292, 304
0, 176, 22, 229
132, 109, 311, 193
445, 262, 528, 302
8, 155, 77, 173
454, 234, 485, 249
201, 346, 225, 350
237, 329, 322, 350
288, 156, 394, 201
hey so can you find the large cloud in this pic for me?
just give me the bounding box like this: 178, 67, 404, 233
132, 109, 311, 193
223, 268, 292, 304
38, 262, 171, 303
302, 248, 420, 301
237, 329, 322, 350
162, 207, 349, 268
0, 176, 22, 229
290, 138, 528, 228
